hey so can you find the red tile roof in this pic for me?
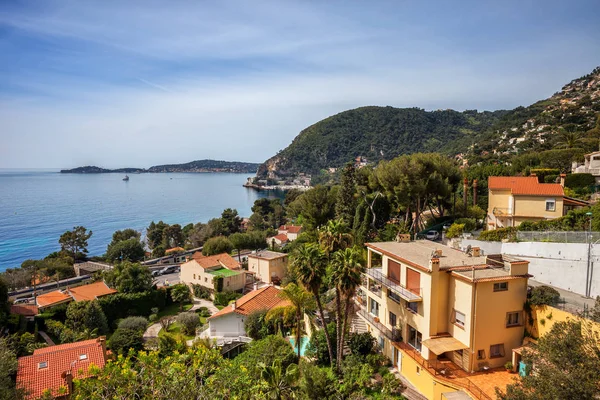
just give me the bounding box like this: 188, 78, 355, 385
488, 176, 564, 196
10, 304, 39, 317
208, 286, 290, 320
271, 233, 289, 243
68, 281, 117, 302
17, 338, 108, 399
278, 225, 302, 234
190, 252, 240, 270
36, 291, 72, 309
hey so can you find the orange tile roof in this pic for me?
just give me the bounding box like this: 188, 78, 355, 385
279, 225, 302, 233
17, 338, 108, 399
488, 176, 564, 196
67, 281, 117, 302
272, 233, 289, 243
165, 246, 185, 254
36, 291, 72, 309
10, 304, 39, 316
191, 252, 240, 270
208, 286, 290, 320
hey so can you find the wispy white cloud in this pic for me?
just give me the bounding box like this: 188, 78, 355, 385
0, 0, 599, 168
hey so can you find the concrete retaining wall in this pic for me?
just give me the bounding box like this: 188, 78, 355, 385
458, 239, 600, 298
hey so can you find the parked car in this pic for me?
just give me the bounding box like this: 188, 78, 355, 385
13, 297, 34, 305
425, 231, 440, 240
442, 222, 453, 230
158, 265, 178, 275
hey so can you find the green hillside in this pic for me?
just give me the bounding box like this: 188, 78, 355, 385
257, 66, 600, 180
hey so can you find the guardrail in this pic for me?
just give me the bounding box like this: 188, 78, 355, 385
364, 268, 422, 302
356, 307, 401, 342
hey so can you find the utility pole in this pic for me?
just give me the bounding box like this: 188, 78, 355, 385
586, 212, 593, 297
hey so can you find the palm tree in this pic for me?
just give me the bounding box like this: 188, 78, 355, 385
317, 219, 353, 257
291, 243, 335, 368
260, 360, 299, 400
556, 128, 581, 149
331, 247, 365, 370
279, 283, 314, 357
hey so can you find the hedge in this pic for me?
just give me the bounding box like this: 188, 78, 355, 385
478, 227, 518, 242
565, 173, 596, 189
97, 289, 167, 323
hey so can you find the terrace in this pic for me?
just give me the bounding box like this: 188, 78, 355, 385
206, 267, 240, 278
364, 268, 422, 302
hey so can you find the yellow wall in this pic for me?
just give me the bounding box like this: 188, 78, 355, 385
487, 188, 564, 229
180, 260, 245, 292
513, 195, 563, 220
247, 256, 288, 284
471, 279, 528, 371
447, 278, 473, 349
527, 304, 600, 339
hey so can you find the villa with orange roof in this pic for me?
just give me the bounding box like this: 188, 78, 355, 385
206, 286, 290, 338
267, 224, 303, 248
181, 252, 249, 292
487, 175, 587, 230
35, 281, 117, 311
17, 337, 109, 399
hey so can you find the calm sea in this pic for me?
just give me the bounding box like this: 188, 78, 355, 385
0, 170, 276, 271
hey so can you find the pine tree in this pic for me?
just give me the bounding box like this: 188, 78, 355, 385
335, 162, 356, 226
85, 300, 109, 335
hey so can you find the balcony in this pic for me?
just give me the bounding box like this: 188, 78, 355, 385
492, 207, 513, 217
364, 268, 422, 302
357, 307, 402, 342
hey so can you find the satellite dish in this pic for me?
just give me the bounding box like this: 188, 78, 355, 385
466, 245, 472, 255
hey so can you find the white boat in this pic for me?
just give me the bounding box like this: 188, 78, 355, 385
123, 175, 129, 181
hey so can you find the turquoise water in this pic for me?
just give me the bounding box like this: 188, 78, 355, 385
0, 170, 277, 271
289, 336, 310, 357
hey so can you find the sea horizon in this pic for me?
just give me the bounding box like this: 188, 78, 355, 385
0, 170, 277, 271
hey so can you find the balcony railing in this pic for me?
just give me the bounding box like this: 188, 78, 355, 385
364, 268, 422, 302
357, 307, 402, 342
492, 207, 513, 217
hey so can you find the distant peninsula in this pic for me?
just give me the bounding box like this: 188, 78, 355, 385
61, 159, 260, 174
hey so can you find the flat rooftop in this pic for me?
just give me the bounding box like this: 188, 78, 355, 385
207, 267, 240, 277
249, 250, 287, 260
366, 240, 487, 269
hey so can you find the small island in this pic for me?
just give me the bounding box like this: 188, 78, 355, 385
61, 159, 260, 174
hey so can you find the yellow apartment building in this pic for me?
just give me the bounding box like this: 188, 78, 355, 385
247, 250, 288, 284
486, 175, 587, 230
180, 252, 249, 292
357, 239, 531, 399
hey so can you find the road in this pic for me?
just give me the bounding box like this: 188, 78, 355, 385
153, 271, 181, 287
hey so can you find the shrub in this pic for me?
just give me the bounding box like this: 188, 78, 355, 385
307, 322, 337, 366
348, 332, 376, 357
109, 328, 144, 354
454, 218, 476, 232
565, 173, 596, 189
117, 316, 148, 332
478, 227, 518, 242
213, 276, 224, 293
84, 300, 109, 335
97, 290, 166, 323
176, 312, 200, 336
530, 286, 561, 306
197, 308, 211, 318
214, 291, 242, 307
202, 236, 234, 256
245, 309, 272, 340
192, 284, 211, 300
149, 314, 158, 323
445, 223, 465, 239
158, 333, 185, 356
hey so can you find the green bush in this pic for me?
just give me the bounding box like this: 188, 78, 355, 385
478, 227, 518, 242
192, 284, 211, 300
544, 174, 559, 184
565, 173, 596, 189
530, 286, 561, 306
117, 316, 148, 332
530, 168, 560, 182
213, 276, 224, 293
176, 312, 200, 336
214, 291, 242, 307
348, 332, 376, 357
109, 328, 144, 355
445, 223, 465, 239
454, 218, 476, 232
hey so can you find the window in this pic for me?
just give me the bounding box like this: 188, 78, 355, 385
226, 281, 230, 287
416, 366, 421, 375
506, 311, 522, 327
490, 344, 505, 358
389, 312, 397, 328
453, 310, 466, 328
79, 354, 87, 360
493, 282, 508, 292
38, 361, 48, 369
379, 336, 385, 350
408, 326, 422, 352
477, 349, 486, 360
407, 301, 418, 314
193, 274, 196, 280
370, 298, 380, 317
546, 199, 556, 212
205, 277, 208, 283
388, 290, 401, 303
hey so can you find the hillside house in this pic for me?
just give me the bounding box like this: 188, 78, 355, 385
247, 250, 288, 284
35, 281, 117, 311
180, 252, 249, 292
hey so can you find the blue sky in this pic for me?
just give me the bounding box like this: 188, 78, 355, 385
1, 0, 599, 168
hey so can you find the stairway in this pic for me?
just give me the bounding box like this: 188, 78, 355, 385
350, 314, 368, 334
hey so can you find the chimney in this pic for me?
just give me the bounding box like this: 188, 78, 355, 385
62, 370, 74, 395
435, 249, 443, 257
98, 336, 107, 360
463, 178, 468, 210
231, 301, 236, 310
472, 247, 481, 257
473, 179, 478, 206
560, 173, 566, 187
430, 257, 440, 272
253, 282, 258, 291
396, 233, 411, 243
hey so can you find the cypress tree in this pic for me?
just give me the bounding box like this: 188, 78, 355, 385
335, 162, 357, 226
85, 300, 109, 335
